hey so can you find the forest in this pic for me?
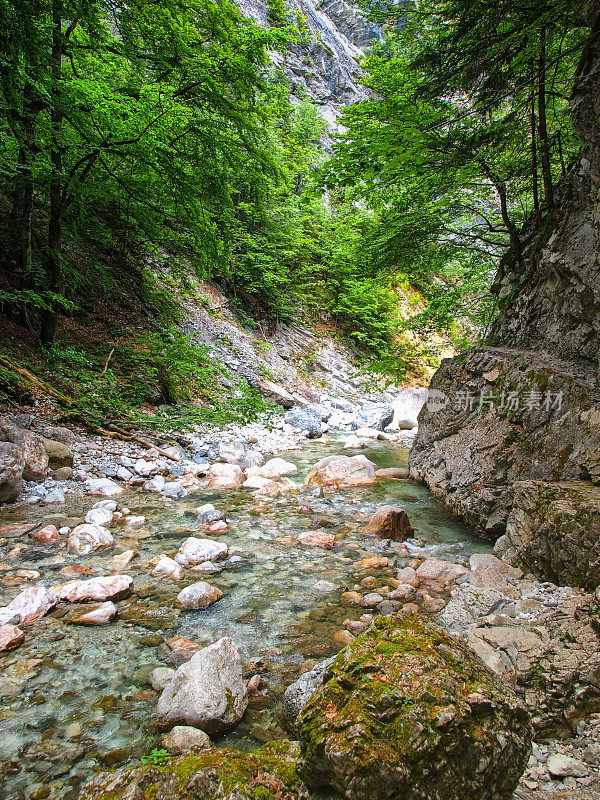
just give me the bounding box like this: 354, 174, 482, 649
1, 3, 600, 800
0, 0, 587, 426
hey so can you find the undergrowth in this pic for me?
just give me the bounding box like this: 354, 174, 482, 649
1, 328, 272, 431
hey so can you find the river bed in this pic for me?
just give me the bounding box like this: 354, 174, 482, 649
0, 436, 490, 800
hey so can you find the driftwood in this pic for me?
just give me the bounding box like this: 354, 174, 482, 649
60, 415, 184, 463
0, 354, 73, 406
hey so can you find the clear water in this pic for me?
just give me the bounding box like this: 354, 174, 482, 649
0, 437, 490, 799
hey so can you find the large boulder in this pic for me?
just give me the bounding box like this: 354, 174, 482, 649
353, 402, 394, 431
362, 505, 414, 541
79, 743, 309, 800
156, 637, 248, 734
41, 436, 74, 469
297, 616, 531, 800
494, 480, 600, 590
284, 408, 322, 438
0, 417, 47, 480
0, 441, 24, 503
304, 455, 376, 487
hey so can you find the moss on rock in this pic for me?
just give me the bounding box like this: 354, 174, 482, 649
79, 742, 309, 800
297, 616, 531, 800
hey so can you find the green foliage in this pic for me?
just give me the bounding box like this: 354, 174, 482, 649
267, 0, 287, 27
140, 749, 172, 767
36, 329, 270, 429
327, 0, 587, 343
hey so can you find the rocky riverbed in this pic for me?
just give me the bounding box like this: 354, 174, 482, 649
1, 404, 599, 800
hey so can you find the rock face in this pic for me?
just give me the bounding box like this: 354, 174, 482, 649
409, 9, 600, 588
0, 441, 25, 503
79, 743, 309, 800
296, 616, 531, 800
362, 505, 414, 540
495, 481, 600, 590
156, 637, 248, 734
305, 455, 376, 487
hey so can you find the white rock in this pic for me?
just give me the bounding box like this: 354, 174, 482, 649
161, 481, 187, 500
125, 515, 146, 527
343, 435, 369, 449
69, 601, 117, 625
0, 586, 57, 626
175, 538, 228, 566
43, 486, 66, 504
93, 499, 118, 511
111, 550, 137, 569
151, 666, 176, 691
116, 466, 133, 481
248, 457, 298, 479
207, 463, 244, 489
547, 753, 588, 778
85, 506, 113, 526
176, 581, 223, 610
134, 459, 159, 477
144, 475, 166, 492
67, 523, 113, 555
153, 555, 184, 580
160, 726, 211, 754
55, 574, 133, 602
87, 478, 123, 497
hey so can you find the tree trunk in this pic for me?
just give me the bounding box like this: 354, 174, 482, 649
537, 28, 554, 208
530, 86, 539, 215
39, 0, 64, 345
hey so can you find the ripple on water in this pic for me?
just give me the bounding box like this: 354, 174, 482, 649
0, 437, 490, 799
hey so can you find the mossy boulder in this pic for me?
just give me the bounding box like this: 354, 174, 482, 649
297, 616, 531, 800
79, 742, 309, 800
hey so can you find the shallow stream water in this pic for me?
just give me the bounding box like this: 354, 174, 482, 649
0, 437, 490, 800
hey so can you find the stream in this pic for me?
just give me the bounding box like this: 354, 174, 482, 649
0, 436, 491, 800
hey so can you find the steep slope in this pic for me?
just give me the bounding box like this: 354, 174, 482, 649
409, 6, 600, 586
236, 0, 378, 118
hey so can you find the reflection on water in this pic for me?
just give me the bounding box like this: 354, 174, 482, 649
0, 437, 489, 799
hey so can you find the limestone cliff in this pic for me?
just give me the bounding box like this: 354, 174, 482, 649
410, 7, 600, 587
236, 0, 378, 122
